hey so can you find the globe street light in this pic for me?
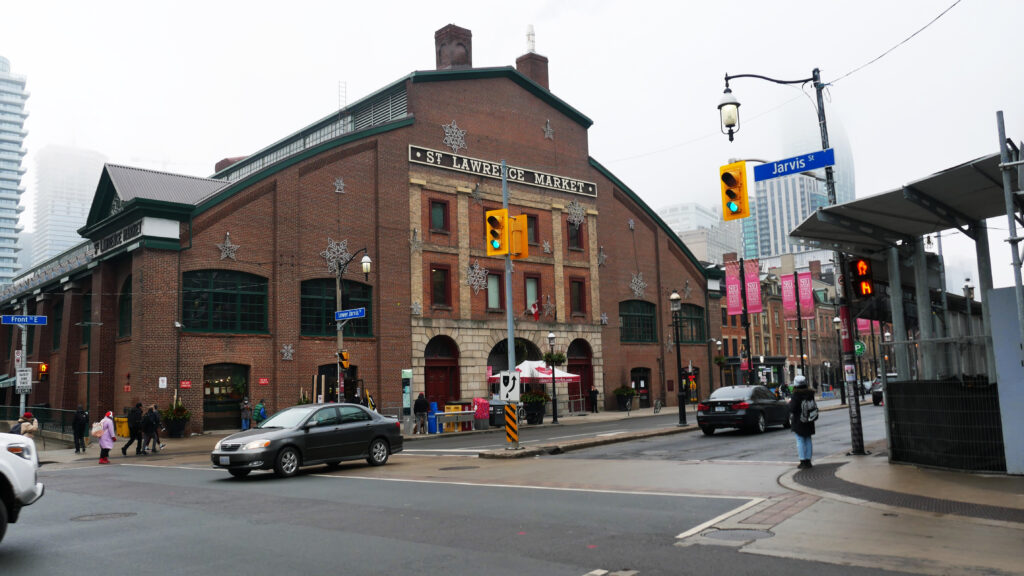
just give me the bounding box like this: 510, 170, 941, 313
670, 290, 687, 425
547, 331, 559, 424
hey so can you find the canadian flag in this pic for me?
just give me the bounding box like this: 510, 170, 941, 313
528, 300, 540, 321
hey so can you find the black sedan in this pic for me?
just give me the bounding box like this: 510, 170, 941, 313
210, 403, 403, 478
696, 385, 791, 435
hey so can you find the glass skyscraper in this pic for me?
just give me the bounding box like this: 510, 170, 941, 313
0, 56, 27, 283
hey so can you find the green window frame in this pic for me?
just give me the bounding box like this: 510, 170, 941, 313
52, 300, 63, 350
619, 300, 656, 343
674, 303, 706, 344
182, 270, 268, 333
300, 278, 372, 337
118, 276, 132, 337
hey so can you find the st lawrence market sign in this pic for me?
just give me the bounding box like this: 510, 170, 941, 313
93, 219, 143, 257
409, 145, 596, 197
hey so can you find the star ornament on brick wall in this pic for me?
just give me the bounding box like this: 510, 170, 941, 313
630, 272, 648, 298
320, 237, 352, 275
216, 232, 240, 260
598, 245, 607, 267
601, 312, 609, 326
542, 240, 552, 254
442, 120, 467, 154
411, 301, 422, 316
280, 344, 295, 361
334, 177, 345, 194
466, 260, 489, 295
543, 119, 555, 140
543, 294, 556, 319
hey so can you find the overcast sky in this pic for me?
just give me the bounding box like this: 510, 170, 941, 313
3, 0, 1022, 290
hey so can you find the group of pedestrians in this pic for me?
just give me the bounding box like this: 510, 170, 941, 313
121, 402, 165, 456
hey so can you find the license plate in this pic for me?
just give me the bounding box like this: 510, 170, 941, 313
219, 456, 230, 466
714, 406, 726, 412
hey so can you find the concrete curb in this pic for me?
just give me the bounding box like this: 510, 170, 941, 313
479, 424, 697, 459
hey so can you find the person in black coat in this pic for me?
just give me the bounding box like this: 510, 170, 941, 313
122, 402, 144, 456
788, 375, 817, 469
413, 393, 429, 435
72, 405, 89, 454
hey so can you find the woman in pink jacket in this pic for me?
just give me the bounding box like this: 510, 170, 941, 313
98, 411, 116, 464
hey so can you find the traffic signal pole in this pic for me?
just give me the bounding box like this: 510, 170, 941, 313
501, 161, 520, 450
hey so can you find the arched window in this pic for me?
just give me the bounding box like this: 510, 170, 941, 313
675, 303, 706, 344
619, 300, 656, 343
118, 276, 132, 337
300, 278, 372, 337
182, 270, 268, 333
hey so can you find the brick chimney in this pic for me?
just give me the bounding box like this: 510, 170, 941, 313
516, 52, 549, 90
809, 260, 823, 280
435, 24, 472, 70
215, 156, 246, 173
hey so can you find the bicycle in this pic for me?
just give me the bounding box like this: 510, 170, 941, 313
653, 398, 664, 414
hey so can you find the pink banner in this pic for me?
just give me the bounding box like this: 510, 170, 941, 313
798, 272, 814, 319
856, 319, 881, 332
725, 260, 742, 316
744, 259, 762, 314
781, 274, 797, 320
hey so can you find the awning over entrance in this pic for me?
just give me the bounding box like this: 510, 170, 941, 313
0, 375, 15, 388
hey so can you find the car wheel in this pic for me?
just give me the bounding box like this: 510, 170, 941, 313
274, 446, 300, 478
782, 413, 791, 429
0, 495, 8, 544
700, 426, 715, 436
366, 437, 390, 466
750, 412, 766, 434
228, 469, 251, 478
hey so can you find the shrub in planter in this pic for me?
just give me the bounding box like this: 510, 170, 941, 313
613, 386, 636, 411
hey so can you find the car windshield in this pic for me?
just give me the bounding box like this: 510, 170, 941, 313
709, 387, 753, 401
259, 406, 318, 429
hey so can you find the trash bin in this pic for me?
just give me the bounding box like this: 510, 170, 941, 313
114, 416, 129, 438
473, 397, 489, 430
428, 402, 438, 434
489, 402, 505, 428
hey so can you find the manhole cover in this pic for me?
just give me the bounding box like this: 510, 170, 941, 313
71, 512, 137, 522
701, 529, 774, 541
438, 466, 479, 471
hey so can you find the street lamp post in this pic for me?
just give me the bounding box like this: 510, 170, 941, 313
670, 290, 687, 425
715, 340, 723, 388
328, 247, 371, 402
833, 316, 845, 404
720, 68, 865, 454
547, 331, 559, 424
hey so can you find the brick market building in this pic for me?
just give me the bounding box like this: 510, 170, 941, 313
0, 25, 717, 431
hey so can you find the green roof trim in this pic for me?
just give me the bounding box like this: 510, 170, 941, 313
588, 156, 707, 280
194, 116, 415, 216
411, 67, 593, 129
79, 198, 192, 239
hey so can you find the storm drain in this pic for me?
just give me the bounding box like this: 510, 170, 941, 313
700, 528, 774, 541
71, 512, 137, 522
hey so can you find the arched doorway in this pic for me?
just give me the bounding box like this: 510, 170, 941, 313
486, 337, 543, 372
203, 363, 250, 430
566, 339, 594, 412
424, 336, 460, 407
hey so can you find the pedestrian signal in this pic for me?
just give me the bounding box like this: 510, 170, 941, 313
720, 161, 749, 221
339, 350, 351, 370
849, 258, 874, 299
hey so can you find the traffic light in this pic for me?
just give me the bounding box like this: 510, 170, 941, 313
849, 257, 874, 299
38, 362, 49, 382
485, 209, 509, 256
339, 351, 350, 370
509, 214, 529, 260
719, 161, 749, 221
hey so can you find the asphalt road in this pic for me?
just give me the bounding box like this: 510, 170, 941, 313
4, 456, 917, 576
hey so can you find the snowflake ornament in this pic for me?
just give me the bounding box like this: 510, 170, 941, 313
600, 312, 609, 325
628, 218, 635, 231
598, 246, 607, 267
411, 301, 422, 316
217, 232, 240, 260
320, 237, 352, 275
334, 177, 345, 194
630, 272, 648, 298
682, 279, 693, 299
471, 183, 484, 205
542, 240, 552, 254
442, 120, 467, 154
466, 260, 489, 295
566, 200, 586, 229
280, 344, 295, 361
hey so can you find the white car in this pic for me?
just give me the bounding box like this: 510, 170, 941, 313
0, 432, 45, 544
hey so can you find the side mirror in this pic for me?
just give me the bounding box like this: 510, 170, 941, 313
303, 420, 318, 430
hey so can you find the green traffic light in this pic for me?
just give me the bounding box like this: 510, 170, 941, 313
491, 239, 501, 249
726, 201, 739, 213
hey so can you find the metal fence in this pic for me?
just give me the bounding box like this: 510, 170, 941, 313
885, 379, 1006, 472
1, 405, 77, 438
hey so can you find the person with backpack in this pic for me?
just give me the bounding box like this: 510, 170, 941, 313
14, 412, 38, 439
122, 402, 144, 456
789, 375, 818, 469
252, 399, 267, 428
72, 405, 89, 454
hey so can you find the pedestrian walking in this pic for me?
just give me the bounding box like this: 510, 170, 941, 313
589, 384, 599, 413
98, 411, 116, 464
413, 393, 429, 435
72, 405, 89, 454
14, 412, 39, 439
122, 402, 144, 456
240, 397, 252, 431
252, 399, 267, 428
141, 405, 158, 454
150, 404, 164, 451
789, 375, 818, 469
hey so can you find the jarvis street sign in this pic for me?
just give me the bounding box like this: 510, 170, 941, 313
753, 148, 835, 182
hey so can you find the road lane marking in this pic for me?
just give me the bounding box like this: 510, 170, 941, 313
674, 496, 766, 540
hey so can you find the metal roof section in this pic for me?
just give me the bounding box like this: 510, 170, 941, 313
789, 152, 1019, 257
104, 163, 227, 204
